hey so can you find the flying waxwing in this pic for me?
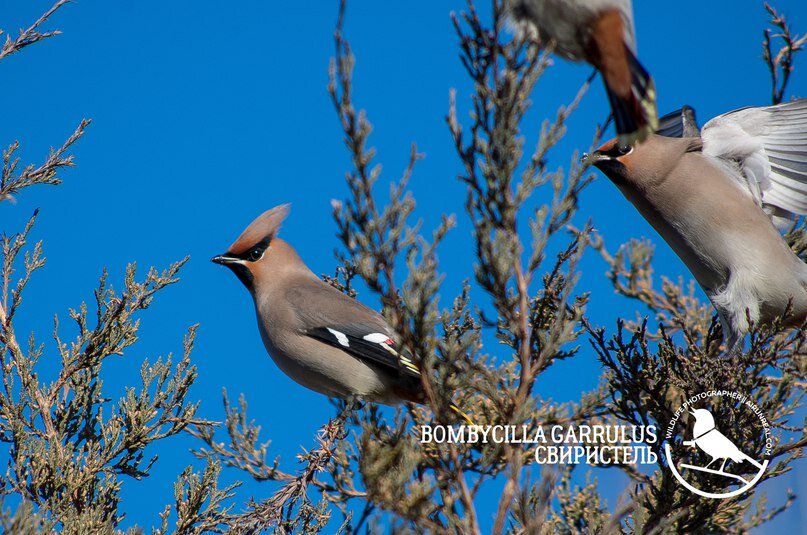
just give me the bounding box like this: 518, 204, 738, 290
505, 0, 658, 145
212, 205, 424, 405
588, 99, 807, 352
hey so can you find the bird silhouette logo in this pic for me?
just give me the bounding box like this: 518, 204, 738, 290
683, 409, 764, 474
663, 393, 771, 499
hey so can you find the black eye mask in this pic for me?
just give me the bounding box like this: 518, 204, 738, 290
234, 236, 271, 262
603, 144, 633, 158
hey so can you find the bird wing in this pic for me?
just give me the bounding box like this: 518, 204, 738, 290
287, 282, 421, 379
701, 99, 807, 219
657, 106, 700, 138
305, 324, 422, 379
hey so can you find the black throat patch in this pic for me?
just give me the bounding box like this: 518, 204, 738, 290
226, 263, 254, 289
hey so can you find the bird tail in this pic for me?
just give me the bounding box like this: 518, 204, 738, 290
450, 404, 476, 427
604, 45, 658, 146
399, 385, 476, 426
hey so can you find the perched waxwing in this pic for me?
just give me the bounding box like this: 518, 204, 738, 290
211, 205, 424, 405
588, 99, 807, 351
505, 0, 657, 145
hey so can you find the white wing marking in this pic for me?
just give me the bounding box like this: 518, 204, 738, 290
363, 332, 391, 344
327, 328, 350, 347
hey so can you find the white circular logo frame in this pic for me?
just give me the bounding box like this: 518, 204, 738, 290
664, 391, 771, 499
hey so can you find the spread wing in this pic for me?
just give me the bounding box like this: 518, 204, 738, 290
701, 99, 807, 221
287, 281, 421, 379
657, 106, 700, 138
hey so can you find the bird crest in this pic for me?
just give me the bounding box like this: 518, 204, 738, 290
228, 204, 291, 255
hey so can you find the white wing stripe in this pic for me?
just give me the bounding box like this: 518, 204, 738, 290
363, 332, 391, 344
327, 328, 350, 347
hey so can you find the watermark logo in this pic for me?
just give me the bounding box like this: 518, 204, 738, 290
664, 391, 771, 499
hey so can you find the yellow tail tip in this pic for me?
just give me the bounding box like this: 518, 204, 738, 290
450, 404, 476, 427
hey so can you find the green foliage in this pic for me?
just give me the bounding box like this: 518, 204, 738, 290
1, 1, 805, 534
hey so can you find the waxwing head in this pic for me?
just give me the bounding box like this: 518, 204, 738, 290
588, 134, 702, 187
212, 204, 294, 289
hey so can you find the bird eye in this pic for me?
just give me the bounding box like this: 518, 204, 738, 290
247, 247, 264, 262
599, 143, 633, 159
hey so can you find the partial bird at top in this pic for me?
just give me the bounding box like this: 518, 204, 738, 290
589, 98, 807, 352
505, 0, 658, 145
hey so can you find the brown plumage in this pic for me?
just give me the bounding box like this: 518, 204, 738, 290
226, 204, 291, 256
506, 0, 658, 145
589, 100, 807, 351
212, 204, 424, 405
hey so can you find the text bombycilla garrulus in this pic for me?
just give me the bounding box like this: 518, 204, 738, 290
212, 205, 424, 405
589, 99, 807, 351
505, 0, 658, 145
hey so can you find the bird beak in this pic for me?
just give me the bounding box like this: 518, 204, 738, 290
582, 151, 608, 166
584, 150, 624, 173
211, 253, 240, 265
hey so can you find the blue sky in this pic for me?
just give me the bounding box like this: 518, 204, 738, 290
2, 0, 805, 531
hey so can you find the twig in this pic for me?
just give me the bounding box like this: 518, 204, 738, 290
227, 404, 352, 533
0, 0, 71, 61
762, 2, 807, 104
1, 119, 90, 203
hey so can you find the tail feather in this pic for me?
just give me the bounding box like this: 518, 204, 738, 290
605, 45, 658, 145
398, 384, 476, 426
450, 404, 476, 426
